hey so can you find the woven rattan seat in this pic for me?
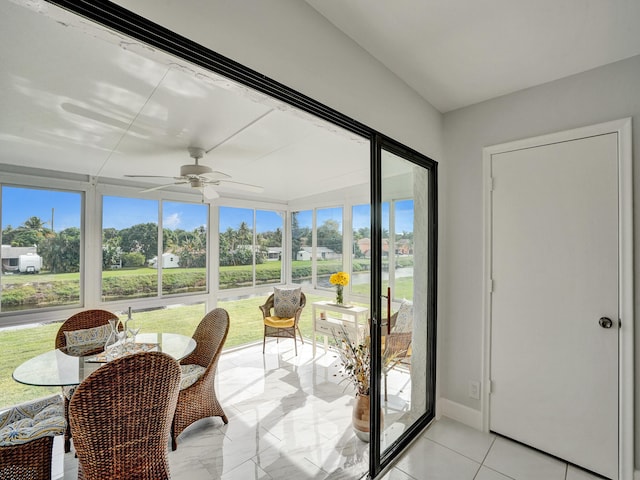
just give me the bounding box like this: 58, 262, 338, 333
69, 351, 181, 480
55, 309, 119, 453
171, 308, 230, 450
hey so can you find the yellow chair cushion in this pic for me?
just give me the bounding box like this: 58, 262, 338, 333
264, 316, 295, 328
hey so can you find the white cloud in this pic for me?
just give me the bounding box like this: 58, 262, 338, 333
164, 213, 181, 229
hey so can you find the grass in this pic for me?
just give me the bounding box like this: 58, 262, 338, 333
0, 277, 414, 409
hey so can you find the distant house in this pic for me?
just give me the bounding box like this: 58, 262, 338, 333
1, 245, 41, 273
266, 247, 282, 261
296, 246, 339, 261
148, 252, 180, 269
357, 238, 371, 257
396, 239, 413, 255
357, 238, 401, 258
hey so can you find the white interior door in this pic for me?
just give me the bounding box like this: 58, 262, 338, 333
489, 133, 619, 479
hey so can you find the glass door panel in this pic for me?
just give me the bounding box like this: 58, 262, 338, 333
371, 141, 437, 475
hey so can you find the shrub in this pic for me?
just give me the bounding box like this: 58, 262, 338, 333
121, 252, 146, 268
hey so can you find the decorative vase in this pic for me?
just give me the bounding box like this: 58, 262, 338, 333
352, 394, 382, 442
336, 284, 344, 305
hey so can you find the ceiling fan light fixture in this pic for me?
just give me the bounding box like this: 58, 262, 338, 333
189, 178, 204, 188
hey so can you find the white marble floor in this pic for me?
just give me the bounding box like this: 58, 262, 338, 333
51, 340, 604, 480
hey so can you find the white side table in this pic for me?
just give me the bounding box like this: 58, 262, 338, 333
312, 300, 369, 356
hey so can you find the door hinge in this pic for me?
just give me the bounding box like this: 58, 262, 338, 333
489, 279, 494, 293
489, 379, 494, 394
489, 177, 495, 191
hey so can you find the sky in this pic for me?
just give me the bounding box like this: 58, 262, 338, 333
1, 186, 81, 232
2, 186, 414, 234
1, 187, 208, 233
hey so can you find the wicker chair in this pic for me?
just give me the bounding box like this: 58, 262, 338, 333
69, 352, 181, 480
171, 308, 230, 450
55, 309, 119, 453
259, 292, 306, 355
0, 394, 66, 480
382, 303, 413, 402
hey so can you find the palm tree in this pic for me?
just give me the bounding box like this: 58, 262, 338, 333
23, 216, 47, 232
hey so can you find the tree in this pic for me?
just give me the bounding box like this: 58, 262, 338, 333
23, 216, 47, 231
40, 227, 80, 273
1, 224, 15, 245
10, 229, 43, 247
317, 219, 342, 254
236, 222, 252, 246
291, 213, 311, 259
119, 223, 158, 261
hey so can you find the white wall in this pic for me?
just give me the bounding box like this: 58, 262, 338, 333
441, 54, 640, 463
110, 0, 443, 161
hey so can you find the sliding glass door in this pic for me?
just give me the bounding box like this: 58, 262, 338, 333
370, 137, 437, 476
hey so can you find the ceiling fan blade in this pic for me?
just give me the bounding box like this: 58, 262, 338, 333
125, 174, 182, 179
216, 179, 264, 193
140, 182, 187, 193
203, 185, 220, 199
200, 170, 231, 181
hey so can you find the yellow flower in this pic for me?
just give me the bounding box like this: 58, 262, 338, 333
329, 271, 350, 286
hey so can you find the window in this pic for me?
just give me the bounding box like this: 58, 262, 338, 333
352, 204, 371, 298
102, 196, 208, 301
219, 206, 283, 290
1, 186, 82, 312
255, 210, 283, 286
291, 207, 344, 289
383, 199, 414, 300
102, 196, 158, 301
161, 201, 208, 295
316, 207, 343, 288
291, 210, 312, 285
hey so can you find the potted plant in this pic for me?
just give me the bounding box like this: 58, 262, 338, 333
333, 327, 400, 442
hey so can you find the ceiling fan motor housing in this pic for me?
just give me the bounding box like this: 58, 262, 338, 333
180, 163, 213, 177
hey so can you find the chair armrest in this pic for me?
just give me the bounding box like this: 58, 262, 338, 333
258, 303, 271, 317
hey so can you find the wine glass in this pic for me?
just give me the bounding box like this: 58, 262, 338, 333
128, 326, 141, 348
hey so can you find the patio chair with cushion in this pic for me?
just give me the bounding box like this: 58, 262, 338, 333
69, 352, 181, 480
55, 308, 119, 453
260, 287, 306, 355
0, 394, 66, 480
171, 307, 230, 451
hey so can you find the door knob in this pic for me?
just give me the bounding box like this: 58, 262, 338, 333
599, 317, 613, 329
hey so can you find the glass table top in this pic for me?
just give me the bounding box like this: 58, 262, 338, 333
12, 332, 196, 387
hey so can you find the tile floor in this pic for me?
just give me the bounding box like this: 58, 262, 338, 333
51, 340, 604, 480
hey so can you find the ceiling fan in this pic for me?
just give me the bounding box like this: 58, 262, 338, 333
125, 147, 263, 199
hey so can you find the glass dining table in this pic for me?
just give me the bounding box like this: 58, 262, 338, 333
13, 332, 196, 387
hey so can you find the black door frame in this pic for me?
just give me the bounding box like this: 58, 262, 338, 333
370, 134, 438, 478
44, 2, 438, 476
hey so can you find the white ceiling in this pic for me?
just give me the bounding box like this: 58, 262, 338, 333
306, 0, 640, 112
0, 1, 369, 204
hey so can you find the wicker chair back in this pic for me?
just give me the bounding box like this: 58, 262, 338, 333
69, 352, 181, 480
171, 308, 230, 450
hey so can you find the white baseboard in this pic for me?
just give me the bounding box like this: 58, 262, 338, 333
437, 397, 483, 431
